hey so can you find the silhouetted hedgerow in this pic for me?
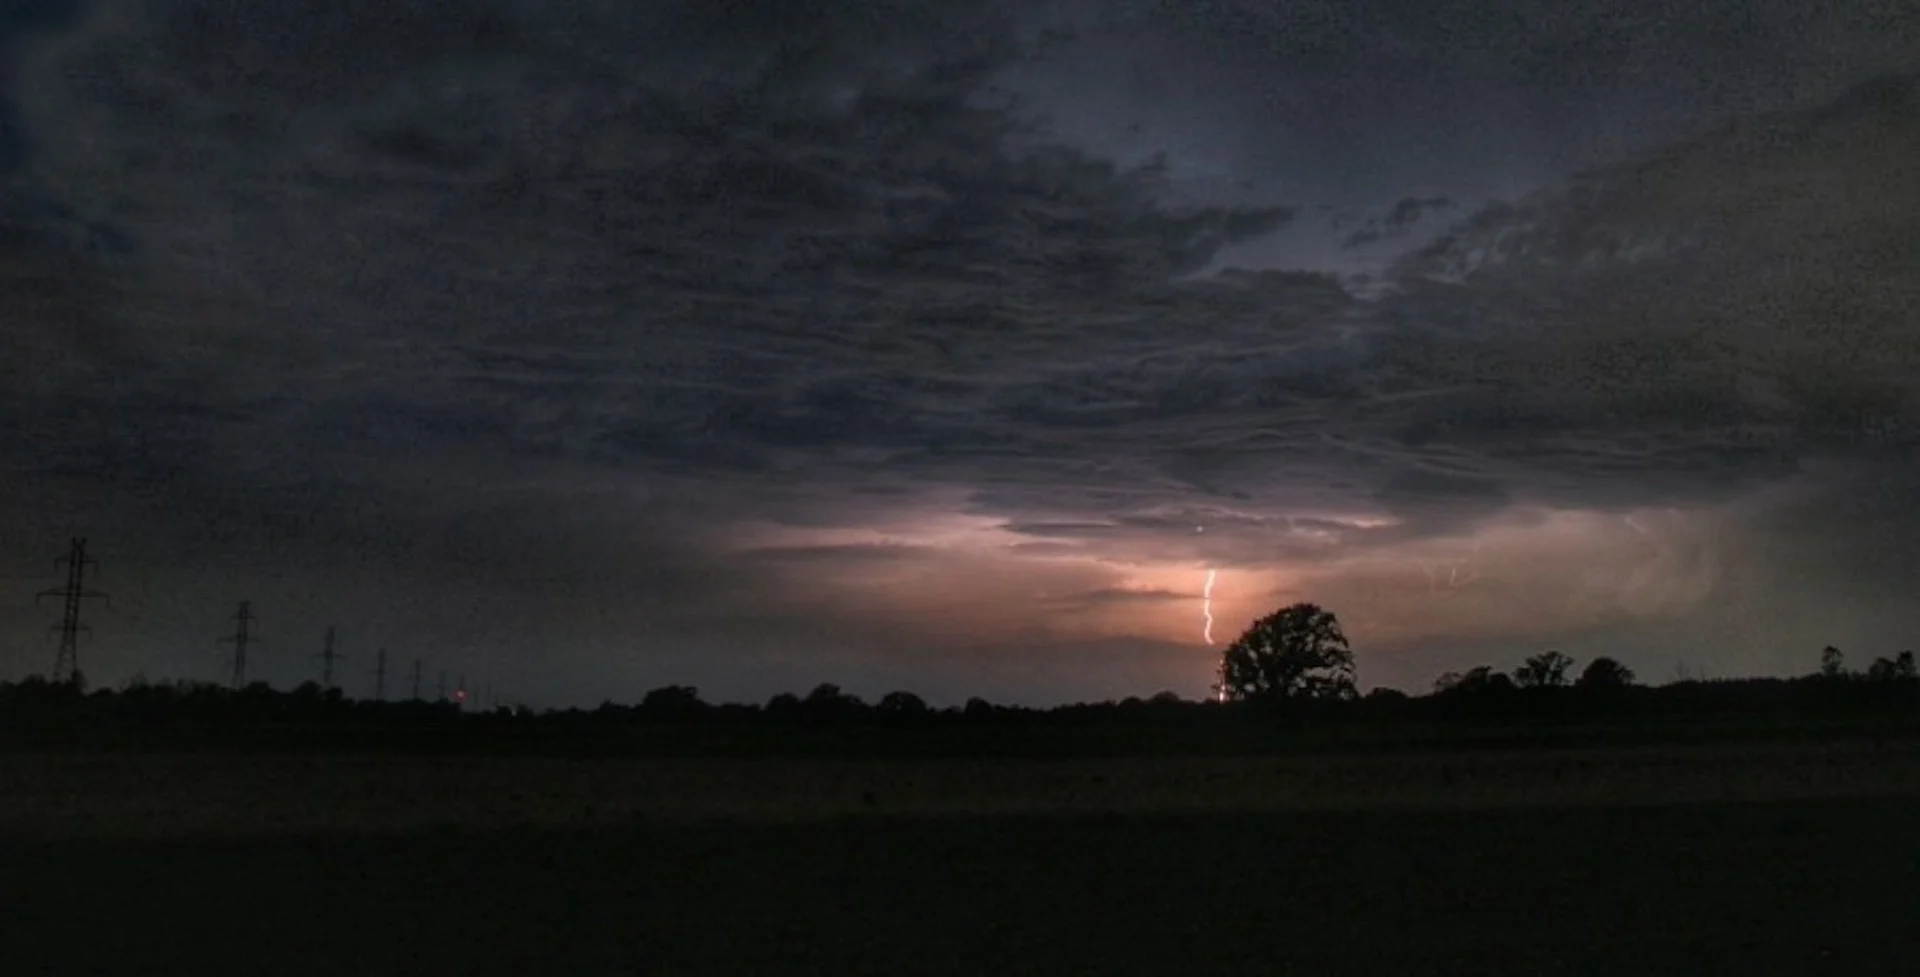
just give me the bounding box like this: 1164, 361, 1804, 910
3, 646, 1916, 761
3, 632, 1917, 759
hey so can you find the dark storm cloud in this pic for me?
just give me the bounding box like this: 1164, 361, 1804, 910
7, 0, 1920, 699
0, 0, 84, 171
21, 1, 1915, 529
735, 542, 938, 566
1342, 197, 1454, 249
1384, 69, 1920, 473
16, 0, 1314, 522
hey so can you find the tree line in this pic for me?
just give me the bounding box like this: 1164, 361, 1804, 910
2, 603, 1915, 738
1214, 601, 1916, 700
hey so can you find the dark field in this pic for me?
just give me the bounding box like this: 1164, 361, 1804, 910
3, 799, 1918, 976
3, 745, 1920, 975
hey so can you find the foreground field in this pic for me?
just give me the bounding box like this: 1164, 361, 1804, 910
2, 797, 1917, 975
1, 738, 1918, 838
4, 743, 1918, 974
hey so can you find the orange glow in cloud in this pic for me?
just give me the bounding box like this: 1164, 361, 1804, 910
721, 497, 1731, 691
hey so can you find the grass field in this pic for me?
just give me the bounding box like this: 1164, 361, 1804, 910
2, 742, 1917, 974
1, 739, 1918, 838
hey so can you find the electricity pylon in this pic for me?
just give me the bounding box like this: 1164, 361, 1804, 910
36, 538, 108, 687
313, 626, 345, 690
219, 601, 258, 689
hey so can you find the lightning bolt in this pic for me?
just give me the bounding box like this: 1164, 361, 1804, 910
1419, 540, 1483, 593
1201, 568, 1217, 645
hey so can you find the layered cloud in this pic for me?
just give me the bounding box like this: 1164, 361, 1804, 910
2, 1, 1918, 702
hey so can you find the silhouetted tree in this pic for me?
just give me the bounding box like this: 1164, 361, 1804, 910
1576, 656, 1636, 689
801, 683, 865, 722
876, 691, 929, 716
1865, 652, 1918, 682
641, 685, 705, 720
764, 692, 803, 722
1820, 645, 1849, 679
1217, 602, 1357, 704
1514, 651, 1575, 689
1435, 666, 1514, 696
1361, 687, 1410, 717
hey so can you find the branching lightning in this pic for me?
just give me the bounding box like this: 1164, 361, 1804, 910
1201, 568, 1217, 645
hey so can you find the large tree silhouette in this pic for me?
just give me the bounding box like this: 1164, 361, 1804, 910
1217, 603, 1357, 704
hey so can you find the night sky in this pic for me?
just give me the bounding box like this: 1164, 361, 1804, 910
3, 0, 1918, 707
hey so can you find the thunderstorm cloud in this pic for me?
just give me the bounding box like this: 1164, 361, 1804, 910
3, 0, 1919, 704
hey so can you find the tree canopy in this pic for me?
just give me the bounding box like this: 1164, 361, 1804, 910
1514, 651, 1575, 688
1576, 656, 1636, 689
1216, 602, 1357, 704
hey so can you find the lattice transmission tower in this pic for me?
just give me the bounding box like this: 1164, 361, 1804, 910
36, 538, 108, 687
219, 601, 259, 690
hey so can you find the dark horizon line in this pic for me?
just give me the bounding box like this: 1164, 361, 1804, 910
5, 654, 1912, 715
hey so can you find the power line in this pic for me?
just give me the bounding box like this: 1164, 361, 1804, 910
35, 538, 108, 687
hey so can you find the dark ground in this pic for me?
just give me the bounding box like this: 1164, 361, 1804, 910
3, 796, 1916, 976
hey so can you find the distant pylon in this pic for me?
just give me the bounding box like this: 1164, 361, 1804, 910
314, 626, 344, 689
372, 648, 388, 701
219, 601, 257, 689
410, 658, 423, 701
36, 538, 108, 687
437, 670, 446, 701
